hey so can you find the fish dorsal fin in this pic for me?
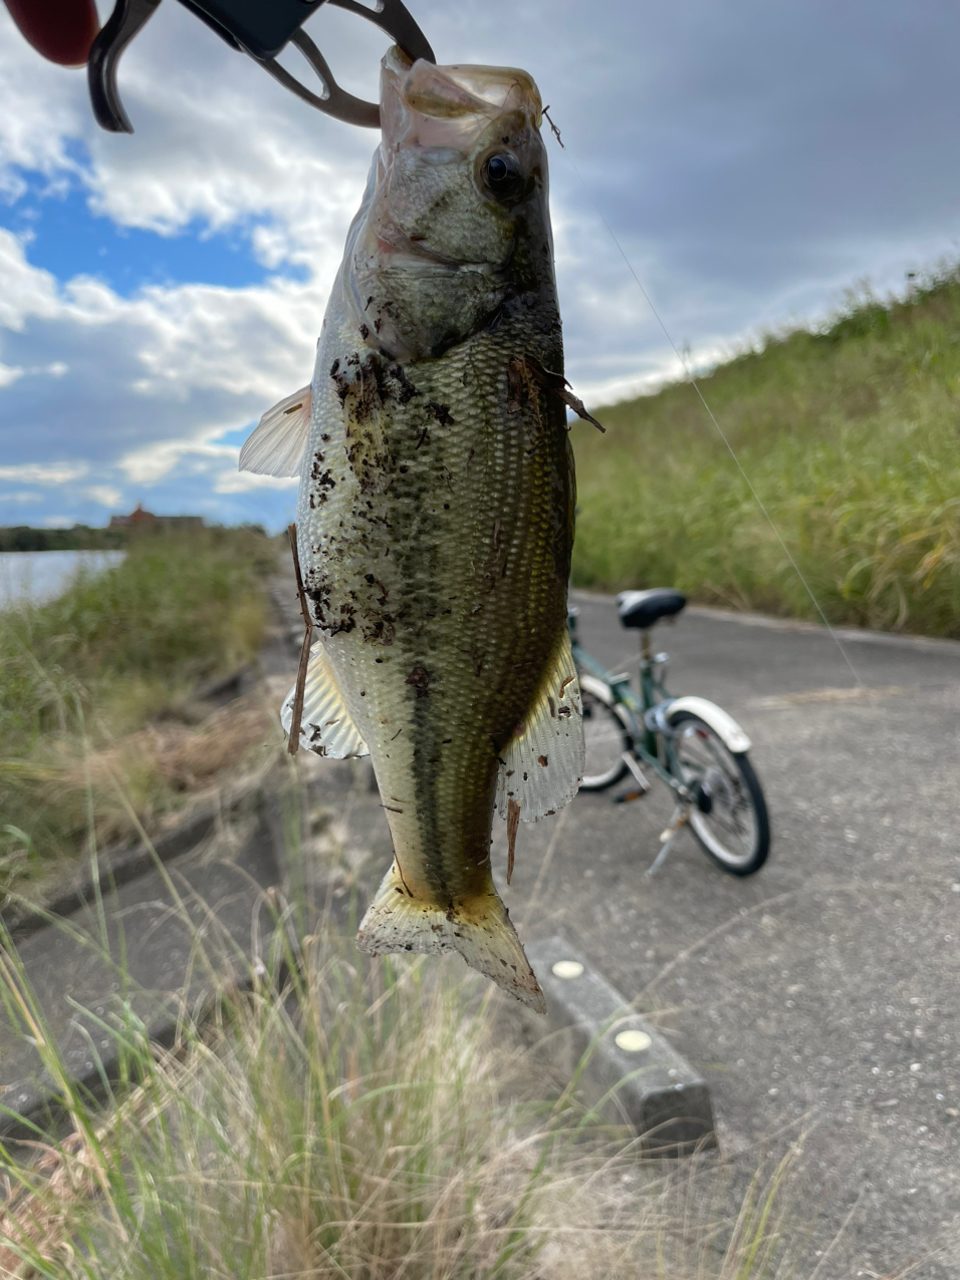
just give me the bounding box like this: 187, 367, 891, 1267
280, 640, 369, 758
239, 385, 312, 477
496, 632, 584, 822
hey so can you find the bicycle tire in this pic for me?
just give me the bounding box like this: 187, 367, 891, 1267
578, 673, 634, 791
667, 710, 770, 876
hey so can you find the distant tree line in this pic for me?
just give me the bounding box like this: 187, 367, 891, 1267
0, 525, 129, 552
0, 523, 269, 551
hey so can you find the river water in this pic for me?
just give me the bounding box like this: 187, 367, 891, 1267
0, 550, 126, 609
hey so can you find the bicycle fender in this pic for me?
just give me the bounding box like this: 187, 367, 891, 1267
665, 697, 751, 753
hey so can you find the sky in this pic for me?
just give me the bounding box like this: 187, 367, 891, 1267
1, 0, 959, 530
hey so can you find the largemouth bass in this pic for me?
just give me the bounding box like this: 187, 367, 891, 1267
241, 50, 584, 1011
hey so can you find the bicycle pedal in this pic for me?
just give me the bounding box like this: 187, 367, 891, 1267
615, 789, 646, 804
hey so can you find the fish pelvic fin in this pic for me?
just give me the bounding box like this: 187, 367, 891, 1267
280, 640, 368, 758
356, 861, 546, 1014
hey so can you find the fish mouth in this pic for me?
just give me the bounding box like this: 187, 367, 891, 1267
380, 47, 542, 152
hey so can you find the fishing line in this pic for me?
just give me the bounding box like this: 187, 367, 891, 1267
551, 134, 866, 689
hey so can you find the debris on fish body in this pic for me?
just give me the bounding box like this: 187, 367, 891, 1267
241, 49, 584, 1012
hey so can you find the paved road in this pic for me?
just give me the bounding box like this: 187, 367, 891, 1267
493, 593, 960, 1276
277, 568, 960, 1275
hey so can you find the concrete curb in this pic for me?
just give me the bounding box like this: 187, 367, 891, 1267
525, 936, 716, 1154
2, 778, 267, 943
0, 796, 286, 1142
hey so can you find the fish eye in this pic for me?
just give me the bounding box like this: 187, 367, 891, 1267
481, 152, 524, 202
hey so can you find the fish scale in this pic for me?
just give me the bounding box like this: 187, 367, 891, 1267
299, 309, 570, 905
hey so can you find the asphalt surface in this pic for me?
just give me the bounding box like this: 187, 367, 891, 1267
274, 573, 960, 1275
494, 592, 960, 1276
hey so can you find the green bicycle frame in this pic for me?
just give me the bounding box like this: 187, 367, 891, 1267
568, 612, 693, 800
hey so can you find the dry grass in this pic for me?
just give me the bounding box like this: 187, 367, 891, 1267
54, 694, 280, 845
0, 895, 917, 1280
0, 925, 555, 1279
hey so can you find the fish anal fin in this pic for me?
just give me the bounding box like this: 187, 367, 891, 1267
239, 385, 312, 477
496, 631, 585, 822
357, 860, 546, 1013
280, 640, 368, 758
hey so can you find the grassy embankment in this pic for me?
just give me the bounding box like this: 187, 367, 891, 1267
573, 266, 960, 636
0, 527, 281, 902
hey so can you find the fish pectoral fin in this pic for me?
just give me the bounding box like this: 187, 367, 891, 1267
356, 861, 546, 1014
239, 385, 312, 477
496, 630, 585, 823
280, 640, 369, 758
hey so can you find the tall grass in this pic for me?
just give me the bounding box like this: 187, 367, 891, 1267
0, 527, 278, 898
573, 265, 960, 636
0, 926, 544, 1278
0, 902, 824, 1280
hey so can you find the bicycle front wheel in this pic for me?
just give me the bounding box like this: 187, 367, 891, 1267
578, 673, 634, 791
668, 711, 770, 875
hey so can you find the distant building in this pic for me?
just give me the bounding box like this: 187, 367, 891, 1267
108, 503, 204, 531
108, 503, 153, 528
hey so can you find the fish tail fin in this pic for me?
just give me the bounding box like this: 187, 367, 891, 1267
356, 860, 546, 1014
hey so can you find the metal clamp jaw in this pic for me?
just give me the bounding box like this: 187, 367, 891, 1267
88, 0, 435, 133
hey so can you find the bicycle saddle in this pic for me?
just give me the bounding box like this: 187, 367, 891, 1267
616, 588, 687, 629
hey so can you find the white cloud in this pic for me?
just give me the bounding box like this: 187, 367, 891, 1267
214, 469, 299, 495
0, 17, 87, 176
83, 485, 122, 507
0, 462, 89, 483
119, 438, 240, 485
118, 432, 298, 496
0, 230, 60, 330
53, 4, 375, 279
0, 229, 321, 467
121, 279, 322, 399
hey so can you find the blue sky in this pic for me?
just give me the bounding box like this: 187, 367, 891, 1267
0, 174, 277, 295
2, 0, 960, 531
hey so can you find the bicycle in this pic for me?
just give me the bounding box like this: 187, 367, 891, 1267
569, 588, 771, 877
